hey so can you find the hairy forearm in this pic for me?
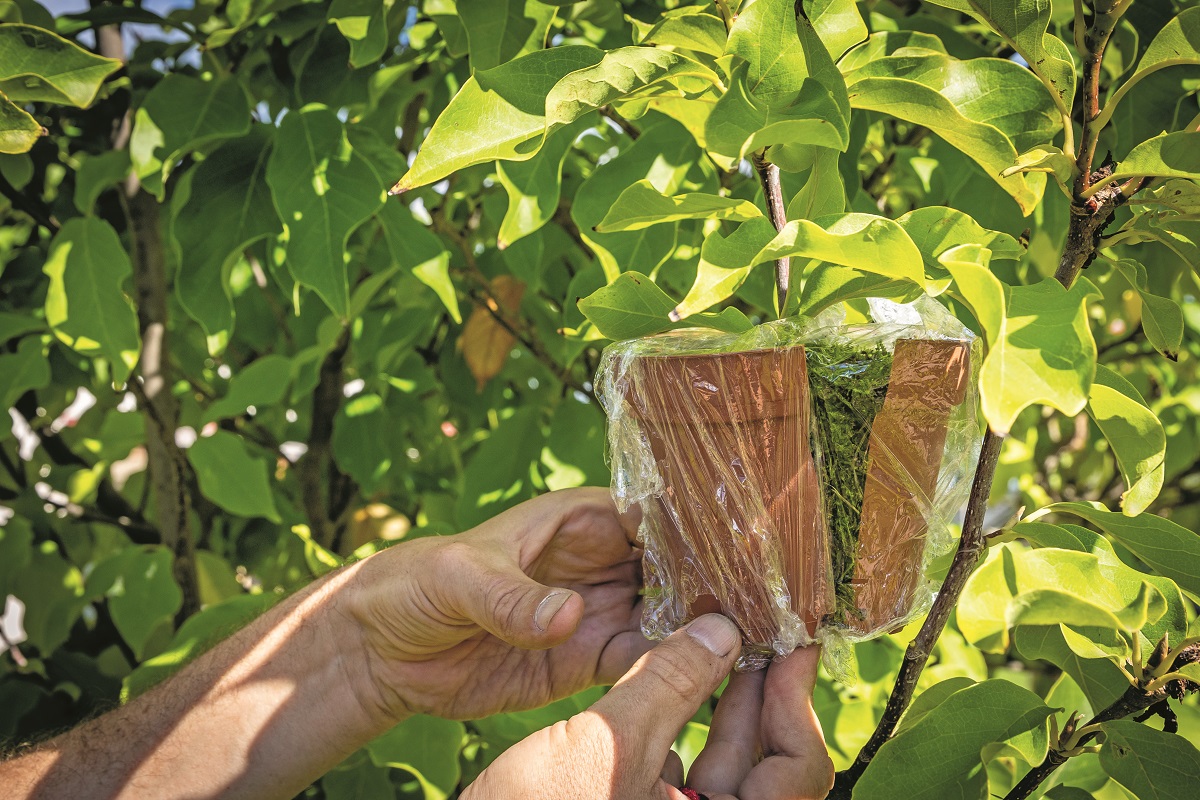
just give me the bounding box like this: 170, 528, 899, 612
0, 560, 396, 800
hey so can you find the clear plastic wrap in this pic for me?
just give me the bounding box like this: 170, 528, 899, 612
595, 298, 983, 672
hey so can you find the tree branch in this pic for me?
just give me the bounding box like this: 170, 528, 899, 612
750, 151, 789, 313
1005, 684, 1169, 800
295, 324, 356, 552
830, 429, 1004, 796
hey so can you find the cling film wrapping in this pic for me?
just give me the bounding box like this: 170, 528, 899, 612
595, 298, 983, 673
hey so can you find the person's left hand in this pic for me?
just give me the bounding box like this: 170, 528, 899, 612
678, 645, 835, 800
343, 487, 654, 721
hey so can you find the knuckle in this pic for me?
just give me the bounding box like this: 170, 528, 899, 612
638, 643, 706, 702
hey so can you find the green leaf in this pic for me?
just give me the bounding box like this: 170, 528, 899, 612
673, 216, 777, 318
496, 115, 590, 248
855, 680, 1053, 800
332, 393, 392, 493
186, 431, 281, 522
397, 46, 602, 191
844, 53, 1054, 214
0, 23, 121, 107
0, 94, 43, 154
86, 546, 182, 660
174, 126, 281, 338
456, 407, 546, 529
922, 0, 1075, 116
323, 763, 395, 800
6, 539, 85, 656
1106, 258, 1183, 360
572, 118, 697, 281
328, 0, 389, 68
458, 0, 551, 72
202, 354, 292, 423
839, 31, 947, 72
1100, 132, 1200, 191
1014, 623, 1130, 710
266, 105, 386, 317
1131, 179, 1200, 215
1002, 145, 1077, 189
786, 146, 845, 221
1044, 502, 1200, 598
130, 74, 251, 197
808, 0, 869, 61
1094, 6, 1200, 134
378, 202, 460, 323
636, 8, 727, 58
1086, 364, 1166, 516
795, 264, 920, 318
0, 335, 49, 409
897, 206, 1024, 288
895, 677, 976, 734
595, 180, 762, 232
43, 217, 140, 383
959, 543, 1170, 653
72, 150, 130, 216
0, 312, 44, 343
544, 47, 717, 127
578, 271, 752, 340
1099, 720, 1200, 800
367, 715, 465, 800
978, 277, 1098, 436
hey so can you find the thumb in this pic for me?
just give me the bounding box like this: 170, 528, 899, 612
590, 614, 741, 761
450, 555, 584, 649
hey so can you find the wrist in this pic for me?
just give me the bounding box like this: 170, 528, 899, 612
324, 556, 416, 730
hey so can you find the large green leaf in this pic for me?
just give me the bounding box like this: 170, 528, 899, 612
635, 7, 726, 58
854, 680, 1053, 800
266, 105, 386, 316
1099, 720, 1200, 800
0, 335, 49, 410
1093, 6, 1200, 133
43, 217, 140, 383
844, 53, 1053, 214
458, 0, 552, 72
921, 0, 1075, 116
456, 407, 546, 529
0, 95, 43, 154
367, 715, 465, 800
595, 180, 762, 232
327, 0, 389, 68
1044, 503, 1200, 598
332, 393, 392, 493
130, 74, 251, 197
895, 206, 1024, 288
1014, 623, 1131, 711
187, 431, 281, 522
705, 0, 850, 165
795, 264, 920, 318
86, 546, 182, 660
1086, 365, 1165, 516
572, 118, 697, 281
1097, 132, 1200, 192
1106, 257, 1183, 360
673, 213, 926, 318
72, 150, 130, 216
496, 115, 591, 248
173, 127, 280, 339
396, 46, 602, 191
808, 0, 868, 61
950, 275, 1098, 436
577, 271, 752, 340
959, 543, 1171, 654
0, 24, 121, 107
378, 202, 460, 322
202, 354, 292, 423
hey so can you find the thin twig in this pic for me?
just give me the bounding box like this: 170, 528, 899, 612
750, 151, 789, 313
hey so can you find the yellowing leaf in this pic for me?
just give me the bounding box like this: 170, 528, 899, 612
459, 275, 525, 390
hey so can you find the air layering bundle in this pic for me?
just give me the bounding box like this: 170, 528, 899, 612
597, 301, 983, 671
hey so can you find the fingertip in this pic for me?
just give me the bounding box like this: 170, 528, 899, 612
536, 589, 584, 645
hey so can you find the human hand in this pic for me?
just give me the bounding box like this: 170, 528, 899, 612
462, 613, 743, 800
683, 645, 835, 800
346, 487, 654, 721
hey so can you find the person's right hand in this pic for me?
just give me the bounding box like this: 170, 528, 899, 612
462, 616, 835, 800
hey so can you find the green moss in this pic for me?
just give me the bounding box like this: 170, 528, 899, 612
806, 341, 894, 623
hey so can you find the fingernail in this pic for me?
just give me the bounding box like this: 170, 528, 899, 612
685, 614, 740, 657
534, 591, 571, 632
